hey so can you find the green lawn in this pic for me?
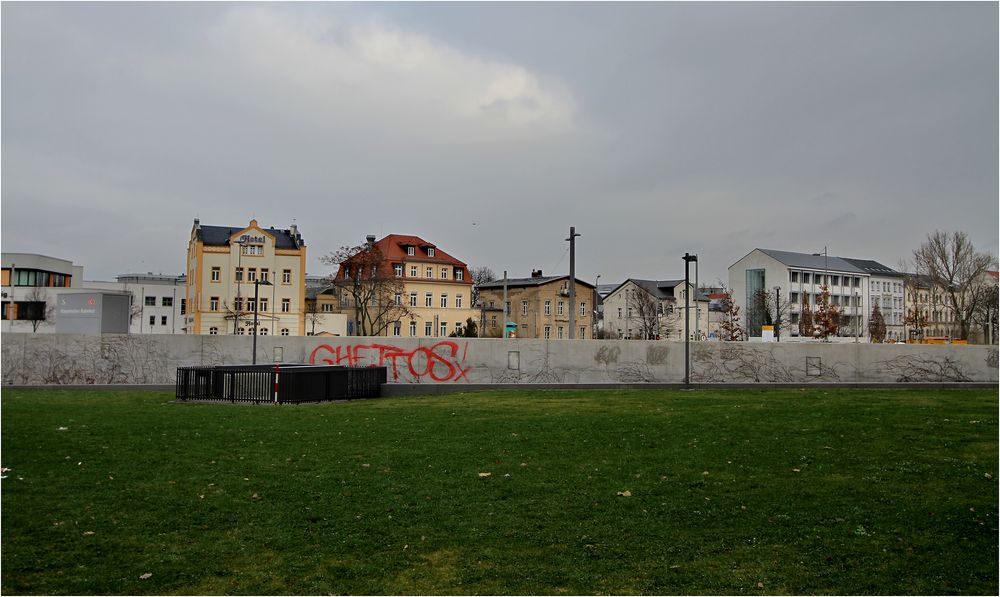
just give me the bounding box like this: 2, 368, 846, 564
1, 387, 996, 595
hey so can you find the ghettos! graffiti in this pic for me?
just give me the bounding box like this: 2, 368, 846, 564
309, 341, 471, 383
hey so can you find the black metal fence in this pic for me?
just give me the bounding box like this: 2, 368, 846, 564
175, 364, 387, 404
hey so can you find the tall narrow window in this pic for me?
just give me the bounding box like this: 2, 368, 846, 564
282, 269, 291, 284
281, 298, 291, 312
211, 267, 220, 282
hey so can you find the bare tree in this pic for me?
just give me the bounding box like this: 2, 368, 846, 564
911, 230, 996, 340
322, 243, 412, 336
798, 295, 813, 338
970, 279, 998, 344
304, 299, 321, 336
22, 287, 53, 333
470, 266, 496, 307
630, 290, 661, 340
868, 303, 887, 343
716, 287, 744, 341
751, 288, 792, 341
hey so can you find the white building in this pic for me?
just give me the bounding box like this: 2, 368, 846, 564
86, 274, 187, 334
729, 248, 905, 341
2, 253, 84, 333
602, 279, 709, 340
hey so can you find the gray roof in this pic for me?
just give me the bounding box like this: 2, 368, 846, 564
610, 278, 710, 301
477, 275, 596, 289
840, 258, 902, 277
758, 249, 865, 274
197, 224, 302, 249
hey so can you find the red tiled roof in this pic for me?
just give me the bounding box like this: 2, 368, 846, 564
374, 234, 467, 267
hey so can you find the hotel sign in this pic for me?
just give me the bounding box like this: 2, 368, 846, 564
239, 234, 266, 244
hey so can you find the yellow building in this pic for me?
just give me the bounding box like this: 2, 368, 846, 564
184, 218, 306, 336
334, 234, 477, 337
477, 271, 596, 339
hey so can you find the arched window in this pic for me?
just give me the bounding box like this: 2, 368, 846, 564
281, 328, 289, 336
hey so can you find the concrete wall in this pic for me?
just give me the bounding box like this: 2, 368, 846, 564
2, 333, 996, 386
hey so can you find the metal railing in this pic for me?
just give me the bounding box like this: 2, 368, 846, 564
175, 364, 386, 404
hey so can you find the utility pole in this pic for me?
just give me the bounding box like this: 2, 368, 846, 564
775, 286, 781, 342
567, 227, 581, 339
502, 270, 508, 338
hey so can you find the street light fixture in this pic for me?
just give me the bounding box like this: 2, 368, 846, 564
683, 253, 698, 386
251, 278, 273, 365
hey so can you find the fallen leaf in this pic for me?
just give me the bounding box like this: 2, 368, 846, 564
83, 531, 95, 536
986, 472, 993, 480
617, 490, 632, 497
792, 468, 801, 473
478, 472, 491, 477
139, 573, 152, 580
702, 471, 710, 476
757, 582, 764, 589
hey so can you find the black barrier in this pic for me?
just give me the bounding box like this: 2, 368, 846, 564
175, 364, 386, 404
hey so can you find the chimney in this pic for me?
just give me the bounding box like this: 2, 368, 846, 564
193, 218, 200, 229
366, 234, 376, 246
531, 269, 543, 278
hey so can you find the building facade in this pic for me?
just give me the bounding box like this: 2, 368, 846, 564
729, 249, 877, 341
184, 219, 307, 336
2, 253, 83, 333
842, 259, 906, 342
86, 274, 187, 334
477, 271, 596, 339
334, 234, 477, 338
602, 279, 709, 340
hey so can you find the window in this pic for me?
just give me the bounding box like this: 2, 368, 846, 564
281, 298, 291, 312
558, 326, 564, 339
237, 327, 246, 335
425, 322, 433, 336
428, 248, 436, 257
236, 268, 244, 282
802, 273, 811, 284
162, 297, 173, 307
211, 267, 221, 282
145, 296, 156, 306
545, 300, 552, 315
393, 321, 401, 336
281, 328, 289, 336
247, 299, 256, 312
580, 327, 586, 339
407, 246, 415, 256
790, 271, 799, 283
321, 303, 333, 312
627, 307, 633, 318
440, 322, 447, 336
161, 316, 168, 326
248, 269, 257, 282
454, 322, 463, 335
209, 327, 218, 335
831, 275, 840, 286
394, 264, 403, 277
441, 294, 448, 308
395, 293, 403, 306
490, 315, 497, 328
409, 293, 418, 307
425, 293, 433, 307
259, 327, 268, 336
505, 301, 511, 315
234, 298, 243, 311
210, 297, 219, 311
241, 244, 263, 256
790, 292, 799, 303
410, 266, 418, 277
854, 277, 861, 287
149, 315, 156, 326
260, 269, 269, 283
617, 307, 622, 318
558, 301, 565, 316
456, 294, 464, 309
580, 302, 586, 316
489, 300, 495, 308
409, 321, 417, 336
521, 300, 528, 315
260, 299, 269, 312
426, 267, 433, 278
455, 268, 464, 281
282, 269, 291, 284
180, 299, 186, 315
544, 326, 551, 339
440, 268, 448, 280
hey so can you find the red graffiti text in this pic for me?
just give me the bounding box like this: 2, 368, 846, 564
309, 341, 471, 383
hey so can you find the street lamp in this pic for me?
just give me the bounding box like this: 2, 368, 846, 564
683, 253, 698, 386
774, 286, 781, 342
251, 279, 273, 365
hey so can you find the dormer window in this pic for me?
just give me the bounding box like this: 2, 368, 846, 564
406, 246, 415, 256
427, 248, 436, 257
455, 268, 464, 281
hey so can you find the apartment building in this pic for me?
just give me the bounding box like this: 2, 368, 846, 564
842, 258, 906, 342
184, 219, 307, 336
477, 270, 596, 339
303, 275, 348, 336
602, 279, 709, 340
334, 234, 477, 337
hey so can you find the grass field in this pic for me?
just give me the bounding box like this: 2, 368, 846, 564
1, 387, 997, 595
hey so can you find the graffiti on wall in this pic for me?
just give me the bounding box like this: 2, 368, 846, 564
309, 341, 472, 383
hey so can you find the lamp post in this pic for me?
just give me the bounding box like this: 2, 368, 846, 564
774, 286, 781, 342
251, 279, 272, 365
566, 226, 581, 339
683, 253, 698, 386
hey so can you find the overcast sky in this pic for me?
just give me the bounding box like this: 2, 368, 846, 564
2, 2, 997, 286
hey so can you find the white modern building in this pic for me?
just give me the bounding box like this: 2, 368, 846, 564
729, 248, 904, 341
86, 273, 187, 334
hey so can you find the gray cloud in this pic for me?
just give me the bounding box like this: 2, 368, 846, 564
2, 2, 996, 285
